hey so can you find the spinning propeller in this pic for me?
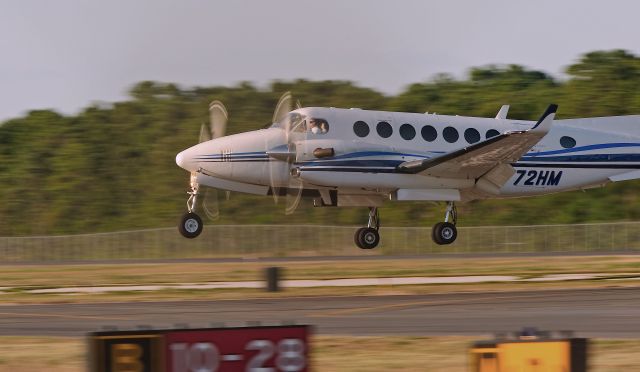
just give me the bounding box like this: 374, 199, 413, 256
186, 92, 305, 225
267, 91, 305, 215
187, 100, 229, 221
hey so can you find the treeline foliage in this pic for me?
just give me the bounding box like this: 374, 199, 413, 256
1, 50, 640, 235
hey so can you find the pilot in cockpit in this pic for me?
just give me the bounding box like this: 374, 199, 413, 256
309, 118, 329, 134
309, 119, 320, 134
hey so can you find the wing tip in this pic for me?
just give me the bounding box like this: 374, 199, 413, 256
532, 104, 558, 130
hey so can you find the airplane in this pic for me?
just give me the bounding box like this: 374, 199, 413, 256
175, 92, 640, 249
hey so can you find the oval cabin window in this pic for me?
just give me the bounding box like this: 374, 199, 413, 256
464, 128, 481, 144
560, 136, 576, 149
421, 125, 437, 142
353, 121, 370, 137
443, 126, 459, 143
376, 121, 393, 138
486, 129, 500, 139
399, 124, 416, 140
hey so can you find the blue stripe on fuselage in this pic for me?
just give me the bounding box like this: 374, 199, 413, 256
191, 144, 640, 173
525, 143, 640, 156
520, 153, 640, 162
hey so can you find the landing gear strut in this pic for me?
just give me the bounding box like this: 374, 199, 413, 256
432, 201, 457, 245
354, 207, 381, 249
179, 183, 204, 239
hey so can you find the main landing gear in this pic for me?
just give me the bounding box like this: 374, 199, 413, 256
353, 202, 458, 249
354, 207, 381, 249
179, 184, 203, 239
432, 201, 457, 245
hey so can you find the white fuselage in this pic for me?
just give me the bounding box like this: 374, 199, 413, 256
176, 107, 640, 206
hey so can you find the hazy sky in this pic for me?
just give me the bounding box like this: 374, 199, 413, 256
1, 0, 639, 121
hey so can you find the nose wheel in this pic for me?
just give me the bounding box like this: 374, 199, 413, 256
179, 212, 203, 239
355, 207, 381, 249
432, 202, 458, 245
178, 181, 204, 239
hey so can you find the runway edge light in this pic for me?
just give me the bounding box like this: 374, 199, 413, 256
469, 328, 588, 372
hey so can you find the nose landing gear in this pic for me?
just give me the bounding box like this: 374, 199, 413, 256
179, 183, 204, 239
354, 207, 381, 249
432, 201, 457, 245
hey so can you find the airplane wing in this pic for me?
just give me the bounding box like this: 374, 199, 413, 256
396, 104, 557, 180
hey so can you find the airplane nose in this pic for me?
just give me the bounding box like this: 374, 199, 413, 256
176, 151, 190, 170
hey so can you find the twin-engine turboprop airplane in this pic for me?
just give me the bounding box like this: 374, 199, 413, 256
176, 92, 640, 248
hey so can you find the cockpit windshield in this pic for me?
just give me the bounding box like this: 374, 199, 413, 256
271, 113, 329, 135
271, 112, 306, 131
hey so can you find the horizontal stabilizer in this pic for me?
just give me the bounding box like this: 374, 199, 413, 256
609, 170, 640, 182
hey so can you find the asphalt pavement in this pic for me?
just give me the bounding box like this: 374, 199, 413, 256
1, 287, 639, 338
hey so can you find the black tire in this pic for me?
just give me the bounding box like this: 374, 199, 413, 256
432, 222, 457, 245
354, 227, 367, 249
179, 212, 203, 239
432, 222, 445, 244
357, 227, 380, 249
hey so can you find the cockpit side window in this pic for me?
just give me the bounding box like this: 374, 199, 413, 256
308, 118, 329, 134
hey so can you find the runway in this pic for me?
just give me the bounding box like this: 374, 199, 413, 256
1, 287, 639, 338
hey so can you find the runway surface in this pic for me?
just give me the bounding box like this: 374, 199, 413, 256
1, 287, 639, 338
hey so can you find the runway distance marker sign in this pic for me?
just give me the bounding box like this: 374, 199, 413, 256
89, 324, 311, 372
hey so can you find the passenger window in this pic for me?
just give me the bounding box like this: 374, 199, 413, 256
421, 125, 437, 142
486, 129, 500, 139
464, 128, 480, 144
353, 121, 370, 137
400, 124, 416, 140
377, 121, 393, 138
443, 126, 459, 143
308, 118, 329, 134
560, 136, 576, 148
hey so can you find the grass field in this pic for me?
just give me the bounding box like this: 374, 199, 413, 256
1, 255, 639, 303
0, 336, 638, 372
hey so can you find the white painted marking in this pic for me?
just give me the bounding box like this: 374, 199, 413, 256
223, 354, 243, 361
18, 273, 631, 295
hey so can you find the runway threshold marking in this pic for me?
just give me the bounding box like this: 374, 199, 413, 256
308, 292, 563, 318
0, 311, 130, 321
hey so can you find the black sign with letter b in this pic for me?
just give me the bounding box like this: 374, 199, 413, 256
89, 334, 164, 372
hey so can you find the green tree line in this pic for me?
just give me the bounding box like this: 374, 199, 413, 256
1, 50, 639, 235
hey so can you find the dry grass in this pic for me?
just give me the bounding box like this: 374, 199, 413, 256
2, 255, 640, 289
0, 336, 637, 372
0, 337, 84, 372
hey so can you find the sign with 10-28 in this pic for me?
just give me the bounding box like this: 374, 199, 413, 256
167, 326, 309, 372
89, 325, 311, 372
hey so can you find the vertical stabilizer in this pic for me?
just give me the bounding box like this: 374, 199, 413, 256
495, 105, 510, 119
